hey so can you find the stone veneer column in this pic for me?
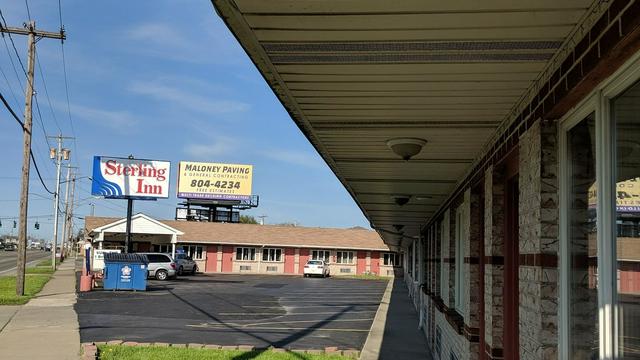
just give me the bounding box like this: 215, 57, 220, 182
518, 119, 559, 360
484, 165, 505, 360
464, 186, 483, 359
441, 210, 451, 306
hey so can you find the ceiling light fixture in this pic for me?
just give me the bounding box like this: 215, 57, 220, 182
391, 194, 411, 206
415, 195, 433, 201
386, 137, 427, 161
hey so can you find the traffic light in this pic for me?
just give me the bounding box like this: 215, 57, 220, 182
13, 221, 16, 229
0, 220, 2, 227
34, 222, 39, 230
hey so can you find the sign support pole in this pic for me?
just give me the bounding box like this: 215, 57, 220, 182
125, 198, 133, 253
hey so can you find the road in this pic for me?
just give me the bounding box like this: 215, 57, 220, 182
0, 250, 50, 275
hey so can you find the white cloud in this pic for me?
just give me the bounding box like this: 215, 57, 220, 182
184, 137, 237, 159
262, 149, 324, 169
128, 80, 250, 115
66, 103, 138, 130
123, 21, 245, 64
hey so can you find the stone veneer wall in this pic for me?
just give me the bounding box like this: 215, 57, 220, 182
485, 165, 505, 359
518, 119, 560, 360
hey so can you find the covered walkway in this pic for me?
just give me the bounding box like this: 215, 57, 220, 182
362, 278, 432, 360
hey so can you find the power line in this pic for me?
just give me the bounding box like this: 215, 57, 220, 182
0, 90, 55, 195
0, 10, 27, 76
0, 9, 55, 180
24, 0, 31, 20
35, 54, 62, 133
0, 62, 22, 114
1, 35, 24, 91
56, 0, 77, 165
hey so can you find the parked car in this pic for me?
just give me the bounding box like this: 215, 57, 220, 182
136, 253, 177, 280
174, 253, 198, 275
303, 260, 330, 278
4, 244, 16, 251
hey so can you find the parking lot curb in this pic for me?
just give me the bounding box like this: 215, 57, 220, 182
359, 278, 393, 360
86, 341, 361, 359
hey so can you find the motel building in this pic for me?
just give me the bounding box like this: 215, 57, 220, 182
84, 214, 402, 277
209, 1, 640, 359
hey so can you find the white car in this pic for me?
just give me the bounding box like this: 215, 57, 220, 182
303, 260, 330, 277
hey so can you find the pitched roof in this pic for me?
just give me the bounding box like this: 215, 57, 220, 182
85, 215, 389, 251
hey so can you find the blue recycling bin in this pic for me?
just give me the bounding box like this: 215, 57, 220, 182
103, 253, 148, 291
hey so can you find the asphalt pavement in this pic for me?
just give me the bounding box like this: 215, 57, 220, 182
76, 273, 388, 350
0, 249, 50, 275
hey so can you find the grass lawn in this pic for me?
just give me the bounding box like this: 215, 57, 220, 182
97, 345, 354, 360
36, 258, 60, 267
0, 274, 52, 305
26, 266, 54, 274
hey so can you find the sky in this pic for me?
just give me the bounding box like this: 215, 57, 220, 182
0, 0, 370, 240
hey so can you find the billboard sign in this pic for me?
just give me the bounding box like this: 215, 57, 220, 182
589, 177, 640, 212
177, 161, 252, 200
91, 156, 171, 199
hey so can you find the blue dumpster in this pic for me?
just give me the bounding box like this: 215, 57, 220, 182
103, 253, 148, 291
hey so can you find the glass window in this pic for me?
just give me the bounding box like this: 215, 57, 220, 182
336, 251, 354, 264
311, 250, 330, 262
262, 248, 282, 262
567, 113, 599, 359
180, 245, 204, 260
235, 247, 255, 261
152, 244, 171, 253
613, 81, 640, 358
383, 252, 399, 266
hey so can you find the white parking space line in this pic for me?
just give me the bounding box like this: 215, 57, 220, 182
239, 318, 374, 327
186, 324, 371, 332
276, 299, 382, 302
243, 304, 379, 309
218, 310, 377, 316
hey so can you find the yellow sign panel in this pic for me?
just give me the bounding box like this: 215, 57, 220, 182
177, 161, 253, 200
589, 177, 640, 211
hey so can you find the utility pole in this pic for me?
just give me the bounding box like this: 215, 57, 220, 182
61, 166, 71, 257
64, 172, 76, 257
49, 135, 72, 271
61, 167, 76, 259
2, 21, 65, 296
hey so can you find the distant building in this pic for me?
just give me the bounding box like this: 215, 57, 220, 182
84, 213, 402, 276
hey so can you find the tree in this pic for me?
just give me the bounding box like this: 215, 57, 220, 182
239, 215, 258, 224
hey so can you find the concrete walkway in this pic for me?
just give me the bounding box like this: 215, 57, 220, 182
361, 278, 432, 360
0, 259, 80, 360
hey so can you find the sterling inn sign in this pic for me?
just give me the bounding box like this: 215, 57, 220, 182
91, 156, 171, 199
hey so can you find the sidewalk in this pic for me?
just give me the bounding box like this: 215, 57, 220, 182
361, 278, 432, 360
0, 259, 80, 360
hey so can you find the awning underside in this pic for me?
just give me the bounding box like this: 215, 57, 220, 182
213, 0, 597, 245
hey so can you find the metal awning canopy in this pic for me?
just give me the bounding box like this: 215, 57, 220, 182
212, 0, 600, 246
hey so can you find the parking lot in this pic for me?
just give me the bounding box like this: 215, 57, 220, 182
75, 273, 388, 350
